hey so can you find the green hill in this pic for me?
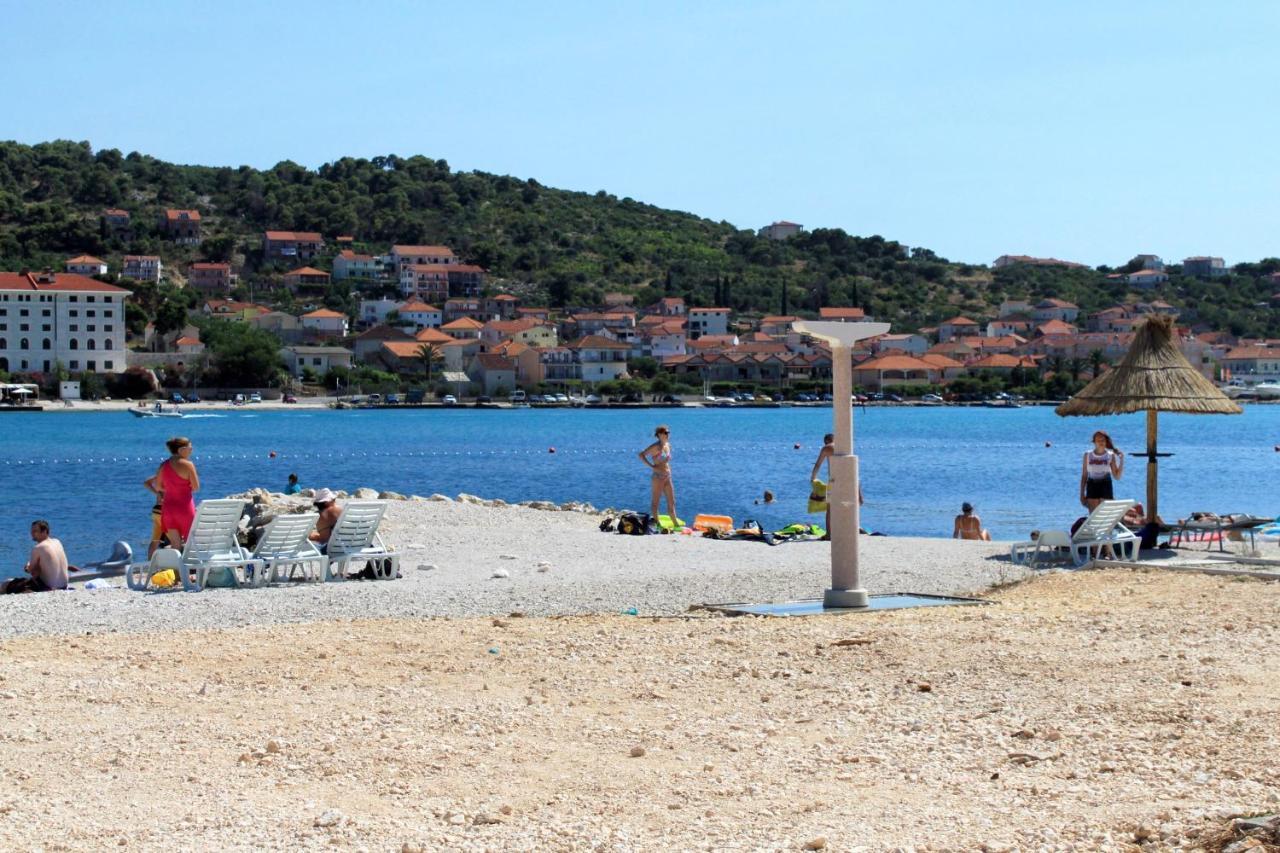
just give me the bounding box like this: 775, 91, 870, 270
1, 139, 1277, 337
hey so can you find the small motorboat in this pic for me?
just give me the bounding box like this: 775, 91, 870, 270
132, 403, 185, 418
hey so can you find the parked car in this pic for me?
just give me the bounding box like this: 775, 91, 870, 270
819, 392, 833, 402
622, 392, 643, 403
554, 393, 569, 403
511, 389, 527, 402
385, 393, 400, 404
233, 393, 247, 405
887, 393, 904, 402
185, 392, 201, 403
282, 394, 298, 404
660, 394, 678, 403
169, 393, 186, 404
367, 393, 382, 404
585, 394, 603, 405
442, 395, 458, 406
920, 393, 943, 403
249, 392, 262, 403
406, 389, 426, 404
527, 394, 545, 404
475, 395, 493, 406
740, 392, 756, 402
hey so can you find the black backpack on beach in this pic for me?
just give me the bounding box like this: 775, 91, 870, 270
616, 512, 651, 536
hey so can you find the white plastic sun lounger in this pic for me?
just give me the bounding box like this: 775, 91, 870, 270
177, 499, 253, 590
321, 501, 398, 581
1010, 499, 1139, 568
250, 512, 326, 586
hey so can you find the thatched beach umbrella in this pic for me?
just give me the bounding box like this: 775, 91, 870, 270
1055, 315, 1241, 523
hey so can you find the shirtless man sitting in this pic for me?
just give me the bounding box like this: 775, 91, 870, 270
2, 520, 70, 594
308, 489, 342, 554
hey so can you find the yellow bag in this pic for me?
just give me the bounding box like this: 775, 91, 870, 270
151, 568, 177, 588
807, 480, 828, 514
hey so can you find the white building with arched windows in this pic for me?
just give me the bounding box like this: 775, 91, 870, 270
0, 271, 132, 374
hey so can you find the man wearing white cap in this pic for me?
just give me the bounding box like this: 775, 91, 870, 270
308, 488, 341, 554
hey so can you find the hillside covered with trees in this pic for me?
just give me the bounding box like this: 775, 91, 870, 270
1, 139, 1277, 337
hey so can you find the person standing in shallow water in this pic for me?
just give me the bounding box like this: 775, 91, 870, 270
638, 425, 677, 525
1080, 430, 1123, 511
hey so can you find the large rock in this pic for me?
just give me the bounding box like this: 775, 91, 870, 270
428, 494, 453, 502
378, 490, 407, 501
352, 487, 379, 500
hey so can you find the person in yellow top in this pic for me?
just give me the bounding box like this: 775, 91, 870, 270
810, 433, 863, 540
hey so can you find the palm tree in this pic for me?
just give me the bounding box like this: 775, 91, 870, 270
416, 343, 441, 384
1067, 357, 1086, 381
1043, 355, 1064, 378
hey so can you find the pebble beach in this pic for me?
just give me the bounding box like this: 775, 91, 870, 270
1, 497, 1278, 850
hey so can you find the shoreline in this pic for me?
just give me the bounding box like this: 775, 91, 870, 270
0, 496, 1024, 639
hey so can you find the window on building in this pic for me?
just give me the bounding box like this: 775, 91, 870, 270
69, 296, 77, 302
69, 339, 78, 350
104, 360, 113, 370
19, 323, 28, 332
20, 338, 29, 350
87, 361, 96, 371
104, 325, 112, 333
70, 324, 78, 332
69, 310, 77, 317
19, 309, 28, 316
101, 339, 110, 351
70, 361, 78, 370
41, 324, 50, 332
87, 310, 95, 317
87, 296, 95, 303
88, 339, 96, 350
42, 309, 50, 317
87, 325, 96, 332
42, 338, 50, 350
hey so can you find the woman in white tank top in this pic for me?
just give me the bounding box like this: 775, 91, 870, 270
1079, 430, 1124, 511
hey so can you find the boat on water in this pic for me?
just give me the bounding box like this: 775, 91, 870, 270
1221, 378, 1280, 400
983, 399, 1022, 409
131, 403, 185, 418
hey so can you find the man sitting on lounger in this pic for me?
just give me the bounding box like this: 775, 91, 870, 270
2, 520, 70, 594
308, 489, 341, 554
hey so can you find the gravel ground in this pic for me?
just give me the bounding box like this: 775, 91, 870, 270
0, 569, 1275, 851
0, 496, 1025, 639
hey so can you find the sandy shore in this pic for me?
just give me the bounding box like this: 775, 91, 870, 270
0, 569, 1276, 851
0, 497, 1022, 638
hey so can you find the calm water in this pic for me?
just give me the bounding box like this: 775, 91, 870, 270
2, 405, 1278, 577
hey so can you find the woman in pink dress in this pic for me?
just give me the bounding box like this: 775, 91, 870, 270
155, 436, 199, 549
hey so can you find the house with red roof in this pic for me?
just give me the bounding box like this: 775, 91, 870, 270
264, 230, 325, 261
283, 266, 330, 292
202, 299, 270, 322
399, 300, 442, 330
378, 340, 445, 375
187, 262, 232, 295
102, 208, 131, 236
399, 265, 449, 302
469, 352, 518, 395
333, 249, 382, 281
649, 296, 686, 317
300, 308, 348, 337
851, 354, 942, 391
445, 264, 487, 298
871, 333, 928, 355
121, 255, 162, 282
351, 324, 414, 364
65, 255, 108, 276
159, 209, 201, 244
758, 221, 803, 241
391, 245, 457, 272
0, 271, 132, 374
441, 316, 484, 340
483, 294, 520, 320
1034, 319, 1078, 337
570, 335, 631, 382
1031, 298, 1080, 323
818, 306, 870, 322
937, 316, 980, 342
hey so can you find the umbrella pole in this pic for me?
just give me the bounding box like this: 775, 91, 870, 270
1146, 409, 1158, 523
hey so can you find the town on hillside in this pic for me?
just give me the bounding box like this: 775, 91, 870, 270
4, 218, 1280, 403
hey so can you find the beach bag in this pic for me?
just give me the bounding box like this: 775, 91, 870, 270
807, 480, 828, 514
151, 568, 177, 588
204, 566, 237, 588
617, 513, 650, 536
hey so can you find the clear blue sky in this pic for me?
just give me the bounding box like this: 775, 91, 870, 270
4, 1, 1278, 267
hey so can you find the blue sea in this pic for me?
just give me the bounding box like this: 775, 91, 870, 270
2, 405, 1278, 577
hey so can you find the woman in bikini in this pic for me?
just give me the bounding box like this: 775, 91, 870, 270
638, 425, 677, 527
154, 436, 199, 550
1080, 430, 1124, 511
952, 502, 991, 541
